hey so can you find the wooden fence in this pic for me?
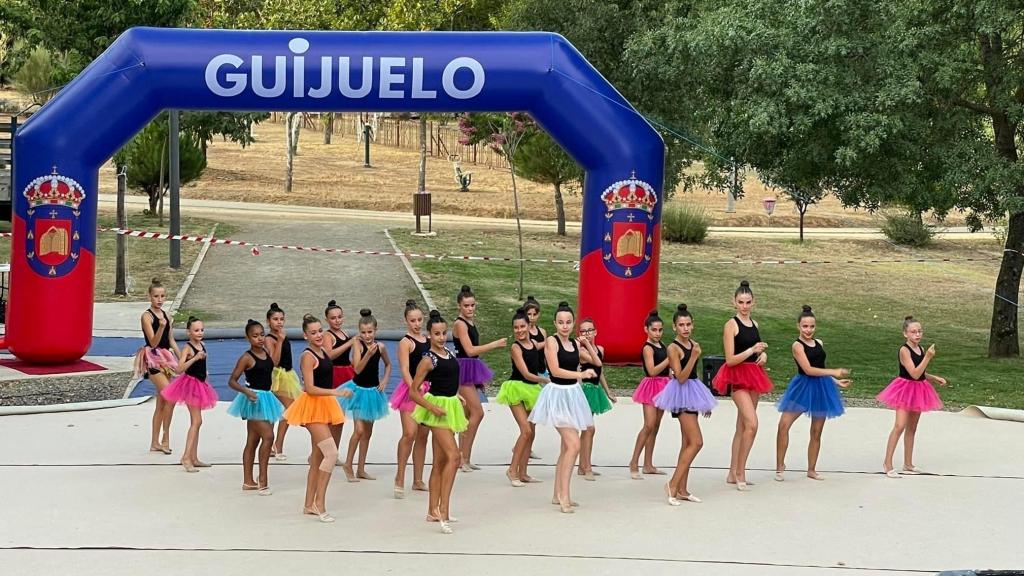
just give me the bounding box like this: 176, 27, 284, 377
271, 113, 510, 170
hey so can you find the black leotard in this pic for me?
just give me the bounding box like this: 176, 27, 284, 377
353, 341, 382, 388
549, 337, 580, 385
644, 341, 670, 377
267, 333, 293, 371
733, 317, 761, 364
672, 340, 698, 380
898, 343, 926, 381
329, 330, 352, 367
305, 347, 333, 389
184, 342, 207, 380
454, 317, 479, 358
424, 348, 460, 397
796, 339, 827, 376
510, 341, 541, 382
146, 309, 172, 349
243, 349, 274, 391
581, 347, 603, 385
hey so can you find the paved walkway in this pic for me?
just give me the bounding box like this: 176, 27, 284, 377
97, 194, 991, 239
179, 214, 420, 330
0, 400, 1019, 574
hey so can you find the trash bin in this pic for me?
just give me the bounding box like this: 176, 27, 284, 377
702, 355, 727, 396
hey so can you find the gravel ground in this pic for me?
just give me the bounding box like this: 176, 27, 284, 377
0, 372, 133, 407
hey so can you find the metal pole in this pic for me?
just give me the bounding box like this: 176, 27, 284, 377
726, 157, 737, 213
115, 167, 127, 295
363, 123, 371, 167
169, 110, 181, 269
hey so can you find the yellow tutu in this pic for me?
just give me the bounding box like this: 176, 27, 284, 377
283, 393, 345, 426
271, 367, 303, 399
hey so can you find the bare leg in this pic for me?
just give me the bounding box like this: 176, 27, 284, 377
903, 411, 922, 470
883, 409, 909, 473
668, 413, 704, 498
508, 404, 533, 482
458, 386, 485, 468
343, 419, 363, 481
732, 390, 760, 486
807, 417, 826, 478
181, 406, 202, 470
273, 395, 293, 454
427, 432, 444, 519
254, 420, 274, 488
150, 374, 172, 451
643, 408, 666, 473
629, 404, 660, 476
579, 426, 595, 475
307, 423, 338, 515
413, 425, 429, 489
435, 428, 461, 521
776, 411, 801, 476
330, 423, 344, 458
554, 427, 581, 512
357, 421, 375, 479
396, 411, 419, 489
727, 407, 742, 483
242, 423, 258, 487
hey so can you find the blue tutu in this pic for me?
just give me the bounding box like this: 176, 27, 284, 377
227, 389, 285, 422
338, 381, 390, 421
776, 374, 845, 419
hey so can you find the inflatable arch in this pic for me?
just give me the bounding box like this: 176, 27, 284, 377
4, 28, 664, 365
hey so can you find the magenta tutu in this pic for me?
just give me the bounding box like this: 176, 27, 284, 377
632, 376, 670, 405
161, 374, 218, 410
389, 380, 431, 413
712, 362, 773, 395
457, 357, 493, 387
876, 377, 943, 412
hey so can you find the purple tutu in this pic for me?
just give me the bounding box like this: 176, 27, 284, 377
389, 380, 431, 413
632, 376, 670, 406
457, 357, 493, 387
876, 377, 943, 412
161, 374, 218, 410
654, 378, 718, 413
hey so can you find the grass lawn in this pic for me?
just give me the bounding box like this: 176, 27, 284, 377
1, 211, 238, 303
393, 227, 1024, 409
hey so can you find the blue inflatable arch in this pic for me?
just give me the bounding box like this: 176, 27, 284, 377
7, 28, 664, 364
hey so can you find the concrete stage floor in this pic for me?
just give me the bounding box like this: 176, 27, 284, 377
1, 399, 1020, 575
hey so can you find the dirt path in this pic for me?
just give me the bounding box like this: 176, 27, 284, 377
180, 214, 420, 330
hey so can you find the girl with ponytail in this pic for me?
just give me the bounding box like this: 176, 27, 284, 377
629, 309, 671, 479
161, 316, 218, 472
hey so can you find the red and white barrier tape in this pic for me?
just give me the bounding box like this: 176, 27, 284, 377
0, 227, 1007, 266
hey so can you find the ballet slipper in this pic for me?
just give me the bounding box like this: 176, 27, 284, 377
902, 466, 924, 475
412, 481, 428, 491
241, 483, 259, 491
807, 472, 825, 481
506, 471, 525, 487
394, 486, 405, 499
257, 486, 273, 496
342, 464, 359, 482
665, 483, 680, 506
310, 504, 334, 523
885, 469, 902, 478
775, 471, 785, 482
643, 467, 667, 475
521, 475, 542, 483
356, 470, 376, 480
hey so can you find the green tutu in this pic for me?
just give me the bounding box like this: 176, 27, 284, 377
412, 393, 469, 432
496, 380, 541, 411
582, 382, 613, 415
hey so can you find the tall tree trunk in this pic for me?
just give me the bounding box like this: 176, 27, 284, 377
553, 180, 566, 236
418, 117, 427, 192
989, 210, 1023, 357
510, 161, 525, 299
285, 112, 297, 193
799, 207, 806, 243
323, 113, 333, 144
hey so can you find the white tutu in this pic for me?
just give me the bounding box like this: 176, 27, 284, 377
529, 383, 594, 431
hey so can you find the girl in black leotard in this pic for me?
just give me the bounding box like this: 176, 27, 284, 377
452, 284, 507, 472
577, 317, 613, 481
529, 301, 597, 514
265, 303, 301, 460
496, 307, 549, 486
227, 320, 284, 495
324, 300, 356, 455
339, 309, 392, 482
162, 316, 217, 472
629, 310, 672, 479
282, 314, 352, 523
408, 310, 468, 534
393, 299, 431, 498
138, 278, 179, 455
712, 280, 774, 490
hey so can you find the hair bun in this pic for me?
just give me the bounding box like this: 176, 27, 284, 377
676, 303, 688, 312
187, 315, 198, 322
327, 299, 337, 307
405, 299, 417, 307
740, 280, 750, 288
557, 301, 570, 308
151, 277, 161, 284
360, 308, 372, 317
904, 315, 915, 321
802, 305, 813, 313
460, 284, 472, 293
429, 310, 442, 319
526, 295, 536, 301
303, 313, 317, 322
648, 309, 660, 317
270, 302, 281, 310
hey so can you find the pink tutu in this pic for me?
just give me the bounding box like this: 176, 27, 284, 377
712, 362, 774, 395
133, 347, 178, 379
389, 380, 431, 413
876, 377, 943, 412
632, 376, 670, 405
161, 374, 218, 410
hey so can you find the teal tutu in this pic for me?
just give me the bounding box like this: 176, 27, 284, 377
227, 389, 285, 422
337, 382, 390, 421
582, 382, 613, 415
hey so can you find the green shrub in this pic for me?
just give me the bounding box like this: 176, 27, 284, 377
882, 211, 934, 247
662, 203, 709, 244
13, 45, 55, 104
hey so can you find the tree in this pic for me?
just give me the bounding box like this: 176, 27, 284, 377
12, 45, 55, 104
114, 116, 207, 214
514, 130, 583, 236
181, 111, 269, 160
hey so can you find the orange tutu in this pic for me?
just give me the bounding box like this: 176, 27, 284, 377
712, 362, 773, 395
283, 393, 345, 426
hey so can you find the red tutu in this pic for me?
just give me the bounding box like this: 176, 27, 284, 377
876, 378, 943, 412
632, 376, 670, 406
332, 365, 355, 389
161, 374, 218, 410
712, 362, 773, 395
389, 380, 431, 413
